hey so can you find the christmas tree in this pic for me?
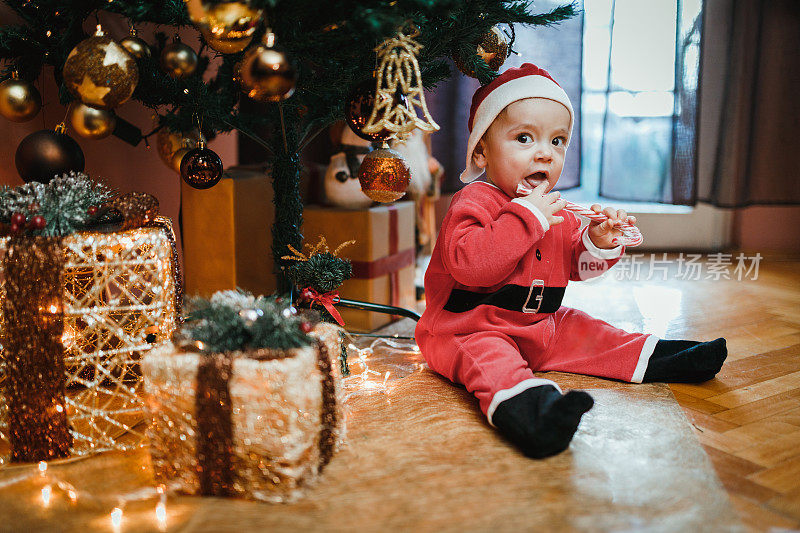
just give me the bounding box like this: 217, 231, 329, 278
0, 0, 576, 290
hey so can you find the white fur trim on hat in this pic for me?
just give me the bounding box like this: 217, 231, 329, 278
460, 76, 574, 183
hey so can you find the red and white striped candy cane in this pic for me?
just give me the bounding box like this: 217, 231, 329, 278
562, 200, 643, 247
515, 183, 643, 246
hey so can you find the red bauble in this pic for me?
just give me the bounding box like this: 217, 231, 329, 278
300, 288, 314, 302
88, 205, 98, 216
30, 215, 46, 229
10, 212, 26, 226
300, 321, 313, 333
357, 147, 411, 203
10, 223, 21, 234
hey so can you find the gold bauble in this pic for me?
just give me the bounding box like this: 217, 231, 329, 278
157, 128, 201, 169
357, 147, 411, 203
171, 147, 191, 173
119, 35, 151, 60
62, 31, 139, 110
200, 27, 252, 54
69, 103, 116, 139
238, 44, 296, 102
186, 0, 262, 53
454, 26, 509, 78
0, 77, 42, 122
160, 42, 199, 79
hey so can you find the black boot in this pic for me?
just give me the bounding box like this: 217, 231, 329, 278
491, 385, 594, 459
642, 337, 727, 383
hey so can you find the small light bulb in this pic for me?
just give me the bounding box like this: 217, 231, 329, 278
111, 507, 123, 530
41, 485, 52, 507
155, 501, 167, 529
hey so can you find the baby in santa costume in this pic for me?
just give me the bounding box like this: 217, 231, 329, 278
415, 63, 727, 458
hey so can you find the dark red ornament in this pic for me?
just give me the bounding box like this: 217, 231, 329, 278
300, 321, 313, 333
10, 223, 21, 234
10, 212, 26, 226
14, 126, 85, 184
30, 215, 46, 229
300, 288, 314, 302
180, 141, 223, 190
87, 205, 98, 216
344, 78, 407, 142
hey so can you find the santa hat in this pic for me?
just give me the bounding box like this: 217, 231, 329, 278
460, 63, 574, 183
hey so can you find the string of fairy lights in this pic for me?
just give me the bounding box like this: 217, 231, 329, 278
1, 334, 423, 529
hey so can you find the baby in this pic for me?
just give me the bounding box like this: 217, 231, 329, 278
415, 64, 727, 458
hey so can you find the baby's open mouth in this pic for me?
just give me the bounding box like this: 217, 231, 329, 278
516, 172, 548, 195
525, 171, 548, 187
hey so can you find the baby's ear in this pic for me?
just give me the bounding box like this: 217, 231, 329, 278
472, 139, 488, 169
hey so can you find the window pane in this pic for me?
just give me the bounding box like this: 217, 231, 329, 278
608, 91, 674, 117
579, 93, 606, 198
610, 0, 677, 92
583, 0, 614, 92
599, 114, 672, 201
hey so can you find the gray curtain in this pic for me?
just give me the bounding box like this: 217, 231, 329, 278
427, 0, 584, 193
697, 0, 800, 207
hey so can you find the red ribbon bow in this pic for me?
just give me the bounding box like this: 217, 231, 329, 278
304, 287, 345, 327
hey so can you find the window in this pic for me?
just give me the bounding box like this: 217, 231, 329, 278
574, 0, 703, 205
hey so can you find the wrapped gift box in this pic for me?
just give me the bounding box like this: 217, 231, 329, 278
302, 202, 416, 332
0, 224, 179, 461
181, 166, 312, 296
142, 323, 344, 502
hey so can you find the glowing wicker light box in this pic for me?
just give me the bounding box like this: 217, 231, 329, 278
0, 224, 178, 459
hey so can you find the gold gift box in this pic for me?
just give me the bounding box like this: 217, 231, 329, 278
302, 202, 416, 332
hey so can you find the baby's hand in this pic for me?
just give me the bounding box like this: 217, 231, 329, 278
587, 204, 637, 249
517, 181, 568, 227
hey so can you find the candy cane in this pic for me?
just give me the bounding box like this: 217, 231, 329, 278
515, 183, 643, 247
562, 200, 643, 247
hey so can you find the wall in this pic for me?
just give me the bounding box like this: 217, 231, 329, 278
733, 206, 800, 254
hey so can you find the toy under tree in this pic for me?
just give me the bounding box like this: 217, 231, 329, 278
0, 0, 577, 292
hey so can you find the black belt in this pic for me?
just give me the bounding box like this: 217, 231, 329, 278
444, 284, 566, 314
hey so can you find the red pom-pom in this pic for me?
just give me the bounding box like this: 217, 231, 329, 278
31, 215, 46, 229
10, 212, 26, 226
300, 321, 313, 333
87, 206, 98, 216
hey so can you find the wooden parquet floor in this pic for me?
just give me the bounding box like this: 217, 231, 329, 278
664, 256, 800, 531
414, 251, 800, 530
561, 252, 800, 531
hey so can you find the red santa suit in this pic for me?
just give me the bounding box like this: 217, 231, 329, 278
415, 181, 657, 425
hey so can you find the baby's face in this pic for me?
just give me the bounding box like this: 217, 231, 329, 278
472, 98, 570, 198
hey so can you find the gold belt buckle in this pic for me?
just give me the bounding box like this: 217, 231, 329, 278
522, 279, 545, 314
